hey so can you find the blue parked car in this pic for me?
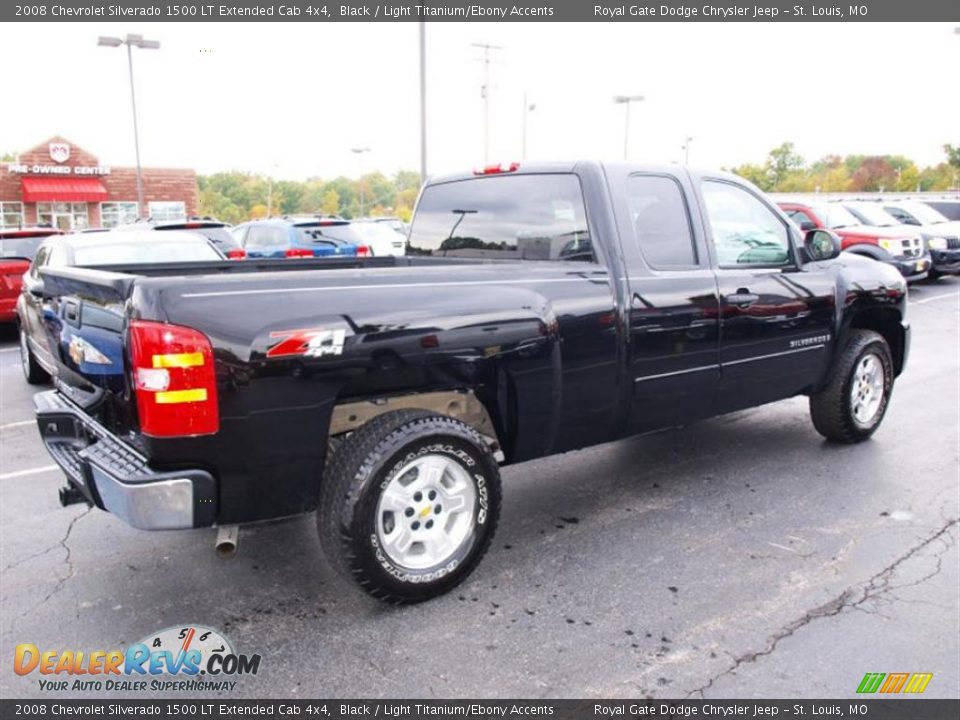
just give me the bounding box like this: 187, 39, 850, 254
231, 217, 369, 259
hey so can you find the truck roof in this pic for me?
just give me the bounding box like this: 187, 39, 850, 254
425, 160, 740, 185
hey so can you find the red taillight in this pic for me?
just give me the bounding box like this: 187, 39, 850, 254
284, 248, 314, 258
474, 162, 520, 175
129, 320, 219, 438
356, 245, 371, 257
226, 248, 246, 260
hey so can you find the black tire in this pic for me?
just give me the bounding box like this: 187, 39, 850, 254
809, 330, 893, 443
318, 409, 501, 604
19, 326, 49, 385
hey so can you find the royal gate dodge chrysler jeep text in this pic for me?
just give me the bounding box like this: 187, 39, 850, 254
31, 162, 910, 603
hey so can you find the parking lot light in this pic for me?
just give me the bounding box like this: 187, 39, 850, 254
613, 94, 644, 160
98, 33, 161, 220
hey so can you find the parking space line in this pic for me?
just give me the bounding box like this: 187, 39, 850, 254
912, 291, 960, 306
0, 465, 58, 480
0, 420, 34, 431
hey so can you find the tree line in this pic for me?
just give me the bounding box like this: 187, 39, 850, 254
197, 170, 423, 225
730, 143, 960, 194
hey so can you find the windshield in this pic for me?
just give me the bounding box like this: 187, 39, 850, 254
0, 235, 45, 261
73, 241, 222, 265
812, 203, 861, 229
295, 224, 363, 245
892, 202, 950, 225
845, 203, 898, 227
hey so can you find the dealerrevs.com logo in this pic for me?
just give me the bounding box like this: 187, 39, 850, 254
14, 625, 261, 693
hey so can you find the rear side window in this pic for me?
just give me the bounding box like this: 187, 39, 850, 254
626, 175, 697, 268
408, 174, 593, 261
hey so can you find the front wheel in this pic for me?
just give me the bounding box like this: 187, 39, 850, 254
809, 329, 893, 443
318, 409, 501, 604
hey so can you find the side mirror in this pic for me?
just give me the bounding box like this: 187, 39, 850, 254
27, 279, 45, 298
799, 220, 817, 232
804, 229, 841, 262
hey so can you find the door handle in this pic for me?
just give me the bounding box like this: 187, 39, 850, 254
725, 291, 759, 307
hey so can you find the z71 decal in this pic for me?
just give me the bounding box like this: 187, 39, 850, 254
266, 328, 347, 359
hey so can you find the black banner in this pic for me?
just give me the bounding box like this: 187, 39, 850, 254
3, 0, 960, 23
1, 700, 959, 720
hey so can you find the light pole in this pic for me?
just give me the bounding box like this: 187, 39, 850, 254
682, 136, 694, 165
98, 34, 160, 220
613, 95, 644, 160
350, 147, 371, 217
419, 21, 427, 182
522, 92, 536, 160
472, 43, 503, 164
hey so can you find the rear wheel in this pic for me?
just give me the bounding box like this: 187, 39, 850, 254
19, 327, 49, 385
809, 330, 893, 443
318, 409, 501, 604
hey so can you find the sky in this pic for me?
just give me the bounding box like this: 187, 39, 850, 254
1, 22, 957, 181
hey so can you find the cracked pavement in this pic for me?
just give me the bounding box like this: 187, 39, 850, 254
1, 280, 958, 699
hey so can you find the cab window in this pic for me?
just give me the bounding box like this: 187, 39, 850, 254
408, 174, 593, 262
626, 174, 698, 268
701, 181, 791, 267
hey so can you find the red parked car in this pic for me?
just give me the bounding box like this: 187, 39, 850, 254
0, 227, 63, 323
777, 200, 930, 282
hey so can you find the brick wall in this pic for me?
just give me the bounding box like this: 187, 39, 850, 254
1, 136, 198, 227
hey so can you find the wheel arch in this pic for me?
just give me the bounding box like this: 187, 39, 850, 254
844, 306, 907, 377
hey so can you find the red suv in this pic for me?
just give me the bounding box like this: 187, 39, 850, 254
0, 227, 63, 323
777, 200, 930, 281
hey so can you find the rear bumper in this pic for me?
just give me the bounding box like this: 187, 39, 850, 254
34, 390, 216, 530
0, 297, 16, 323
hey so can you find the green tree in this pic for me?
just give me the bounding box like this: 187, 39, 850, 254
320, 189, 340, 216
944, 144, 960, 170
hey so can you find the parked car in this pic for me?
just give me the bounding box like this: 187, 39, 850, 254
845, 200, 960, 278
0, 227, 63, 323
777, 200, 930, 281
17, 230, 226, 384
33, 161, 909, 604
231, 217, 369, 259
117, 217, 245, 259
357, 216, 409, 237
919, 199, 960, 222
351, 219, 408, 256
879, 200, 960, 278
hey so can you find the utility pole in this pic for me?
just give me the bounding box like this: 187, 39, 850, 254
472, 42, 503, 164
419, 21, 427, 182
522, 91, 536, 160
350, 147, 371, 217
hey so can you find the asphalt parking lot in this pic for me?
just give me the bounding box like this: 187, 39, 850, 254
1, 279, 958, 700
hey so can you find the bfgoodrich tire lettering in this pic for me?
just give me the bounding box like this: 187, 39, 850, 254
318, 409, 501, 604
809, 329, 893, 443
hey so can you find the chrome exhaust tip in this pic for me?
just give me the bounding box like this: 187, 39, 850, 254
215, 524, 239, 558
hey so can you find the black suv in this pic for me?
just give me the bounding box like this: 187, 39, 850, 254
117, 217, 245, 259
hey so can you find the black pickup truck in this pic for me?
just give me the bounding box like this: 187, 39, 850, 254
31, 162, 910, 603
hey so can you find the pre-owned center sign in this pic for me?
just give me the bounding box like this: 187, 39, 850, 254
6, 163, 112, 176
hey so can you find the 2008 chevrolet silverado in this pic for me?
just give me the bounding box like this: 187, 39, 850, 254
29, 162, 910, 603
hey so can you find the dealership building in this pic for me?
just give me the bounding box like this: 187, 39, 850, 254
0, 136, 198, 231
